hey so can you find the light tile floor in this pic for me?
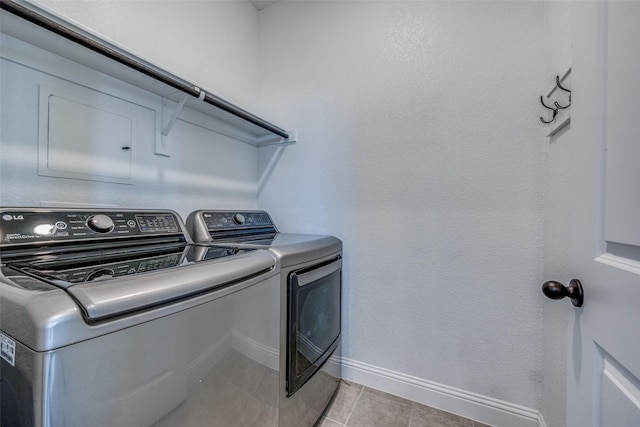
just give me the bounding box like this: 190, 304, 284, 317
316, 381, 493, 427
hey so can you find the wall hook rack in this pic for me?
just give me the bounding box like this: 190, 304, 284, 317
553, 75, 571, 109
539, 70, 571, 126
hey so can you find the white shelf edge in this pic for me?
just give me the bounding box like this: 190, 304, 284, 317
1, 1, 292, 147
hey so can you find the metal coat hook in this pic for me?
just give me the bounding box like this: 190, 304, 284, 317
554, 100, 570, 110
539, 73, 571, 125
540, 96, 558, 124
554, 75, 571, 109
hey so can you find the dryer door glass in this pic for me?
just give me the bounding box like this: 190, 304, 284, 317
287, 257, 341, 396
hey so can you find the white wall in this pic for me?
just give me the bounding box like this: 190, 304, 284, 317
258, 0, 546, 417
31, 0, 262, 112
541, 2, 573, 427
1, 1, 262, 218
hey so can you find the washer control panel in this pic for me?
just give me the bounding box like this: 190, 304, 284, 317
0, 210, 182, 245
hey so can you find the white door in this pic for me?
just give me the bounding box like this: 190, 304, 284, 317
563, 2, 640, 426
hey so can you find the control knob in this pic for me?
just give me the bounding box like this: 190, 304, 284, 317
233, 213, 245, 225
86, 214, 114, 233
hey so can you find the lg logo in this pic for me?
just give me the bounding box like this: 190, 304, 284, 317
2, 214, 24, 221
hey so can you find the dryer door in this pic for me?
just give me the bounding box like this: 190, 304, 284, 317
287, 256, 341, 396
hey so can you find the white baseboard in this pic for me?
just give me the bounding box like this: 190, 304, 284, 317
537, 412, 549, 427
341, 357, 542, 427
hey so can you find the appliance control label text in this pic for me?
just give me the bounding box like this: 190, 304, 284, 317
0, 333, 16, 366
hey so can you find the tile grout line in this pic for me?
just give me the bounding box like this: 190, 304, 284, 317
323, 414, 345, 426
324, 383, 489, 427
324, 417, 345, 427
407, 402, 416, 427
342, 386, 365, 427
322, 413, 346, 426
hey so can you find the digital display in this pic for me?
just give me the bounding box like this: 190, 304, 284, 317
135, 214, 179, 233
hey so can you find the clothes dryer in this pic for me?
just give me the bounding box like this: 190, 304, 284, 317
186, 210, 342, 427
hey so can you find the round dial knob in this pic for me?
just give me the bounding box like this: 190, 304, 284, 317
86, 214, 114, 233
233, 213, 245, 225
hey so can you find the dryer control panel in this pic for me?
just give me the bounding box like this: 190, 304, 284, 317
186, 210, 277, 243
201, 211, 274, 231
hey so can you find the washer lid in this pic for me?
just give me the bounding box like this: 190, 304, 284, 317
5, 245, 275, 322
67, 249, 275, 321
1, 248, 276, 351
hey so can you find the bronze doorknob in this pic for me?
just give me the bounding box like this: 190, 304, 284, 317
542, 279, 584, 307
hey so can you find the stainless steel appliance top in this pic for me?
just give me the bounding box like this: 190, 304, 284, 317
186, 210, 342, 267
0, 208, 277, 351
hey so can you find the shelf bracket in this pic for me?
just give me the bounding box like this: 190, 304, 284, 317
157, 89, 205, 156
162, 88, 205, 136
162, 92, 189, 137
255, 129, 298, 147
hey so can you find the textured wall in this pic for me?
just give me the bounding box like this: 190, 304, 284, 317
258, 1, 546, 409
541, 123, 572, 427
541, 2, 573, 427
